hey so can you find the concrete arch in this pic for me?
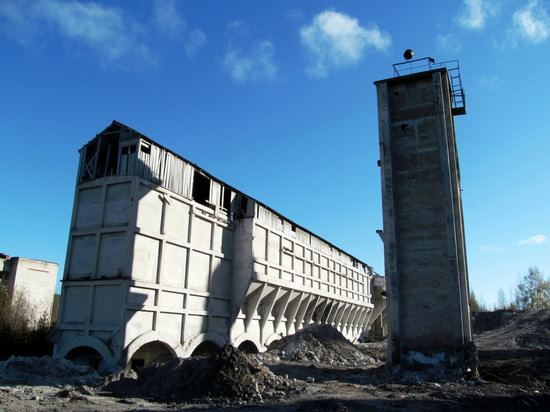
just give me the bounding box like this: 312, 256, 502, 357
124, 331, 184, 366
182, 332, 227, 357
264, 332, 282, 347
56, 335, 115, 367
232, 333, 261, 352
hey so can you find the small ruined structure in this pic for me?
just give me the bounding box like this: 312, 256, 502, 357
0, 254, 58, 323
375, 57, 472, 367
54, 121, 378, 371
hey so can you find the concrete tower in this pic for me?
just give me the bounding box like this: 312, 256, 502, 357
374, 58, 472, 368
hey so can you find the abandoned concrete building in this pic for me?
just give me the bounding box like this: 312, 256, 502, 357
375, 58, 472, 368
53, 121, 380, 370
0, 254, 58, 324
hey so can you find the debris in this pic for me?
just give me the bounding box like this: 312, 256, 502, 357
268, 324, 379, 366
101, 345, 292, 403
0, 356, 101, 387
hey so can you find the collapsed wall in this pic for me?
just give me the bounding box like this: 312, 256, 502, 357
53, 121, 378, 371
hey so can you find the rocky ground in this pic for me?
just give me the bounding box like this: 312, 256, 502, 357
0, 311, 549, 411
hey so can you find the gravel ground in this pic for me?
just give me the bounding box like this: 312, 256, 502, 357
0, 311, 549, 411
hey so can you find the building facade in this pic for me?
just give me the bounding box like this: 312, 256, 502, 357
0, 254, 58, 324
53, 121, 378, 371
375, 60, 472, 368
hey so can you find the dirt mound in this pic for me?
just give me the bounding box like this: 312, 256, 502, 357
101, 345, 291, 402
475, 310, 550, 350
0, 356, 101, 386
471, 310, 519, 334
268, 324, 379, 366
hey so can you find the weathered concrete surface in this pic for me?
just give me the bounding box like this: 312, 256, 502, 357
0, 255, 58, 323
53, 122, 377, 371
375, 68, 471, 368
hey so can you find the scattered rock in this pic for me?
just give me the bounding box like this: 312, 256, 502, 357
0, 356, 101, 387
268, 324, 379, 366
100, 345, 293, 403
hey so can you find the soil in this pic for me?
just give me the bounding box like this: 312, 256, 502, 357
0, 310, 549, 411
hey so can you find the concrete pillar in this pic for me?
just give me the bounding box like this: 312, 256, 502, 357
374, 67, 472, 368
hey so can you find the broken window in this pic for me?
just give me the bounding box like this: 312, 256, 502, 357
192, 171, 211, 206
140, 142, 151, 155
222, 187, 231, 211
80, 133, 120, 182
238, 195, 249, 217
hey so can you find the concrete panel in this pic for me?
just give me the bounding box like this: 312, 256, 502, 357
136, 184, 163, 234
158, 312, 183, 343
253, 226, 267, 260
191, 216, 212, 251
188, 295, 209, 311
75, 187, 102, 230
210, 298, 229, 314
125, 310, 155, 345
97, 232, 126, 277
185, 314, 207, 339
211, 257, 231, 296
162, 243, 187, 287
133, 234, 159, 282
92, 285, 121, 326
165, 197, 190, 243
188, 250, 210, 292
62, 286, 88, 323
160, 291, 185, 309
103, 183, 131, 227
128, 286, 155, 307
268, 232, 281, 265
69, 235, 96, 278
213, 226, 234, 258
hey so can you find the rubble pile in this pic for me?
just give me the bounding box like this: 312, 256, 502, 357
475, 310, 550, 350
101, 345, 291, 402
0, 356, 101, 386
268, 324, 379, 366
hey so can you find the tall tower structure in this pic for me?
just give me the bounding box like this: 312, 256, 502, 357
374, 58, 471, 367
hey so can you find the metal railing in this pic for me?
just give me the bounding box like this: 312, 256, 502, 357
392, 57, 466, 115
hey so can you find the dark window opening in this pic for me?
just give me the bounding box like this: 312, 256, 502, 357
140, 142, 151, 155
400, 123, 408, 132
291, 224, 296, 232
192, 171, 211, 206
238, 195, 249, 217
222, 187, 231, 210
122, 145, 136, 155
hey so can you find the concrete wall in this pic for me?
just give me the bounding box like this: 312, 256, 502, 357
3, 257, 57, 324
54, 122, 376, 371
375, 68, 471, 368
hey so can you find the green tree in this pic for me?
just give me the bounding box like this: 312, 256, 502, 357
515, 267, 550, 311
469, 290, 487, 312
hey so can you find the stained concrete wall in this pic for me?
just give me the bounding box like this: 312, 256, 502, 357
2, 257, 58, 324
375, 68, 471, 367
54, 122, 376, 371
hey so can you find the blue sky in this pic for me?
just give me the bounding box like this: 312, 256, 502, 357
1, 0, 549, 308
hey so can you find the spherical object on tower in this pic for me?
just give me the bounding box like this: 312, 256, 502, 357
403, 49, 414, 60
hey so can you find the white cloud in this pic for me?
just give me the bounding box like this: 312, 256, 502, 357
518, 234, 548, 246
436, 33, 463, 53
513, 0, 550, 44
479, 75, 503, 90
457, 0, 496, 30
223, 40, 278, 82
185, 29, 206, 58
0, 0, 152, 64
226, 20, 248, 34
480, 244, 507, 253
154, 0, 185, 35
285, 9, 304, 21
300, 10, 391, 78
